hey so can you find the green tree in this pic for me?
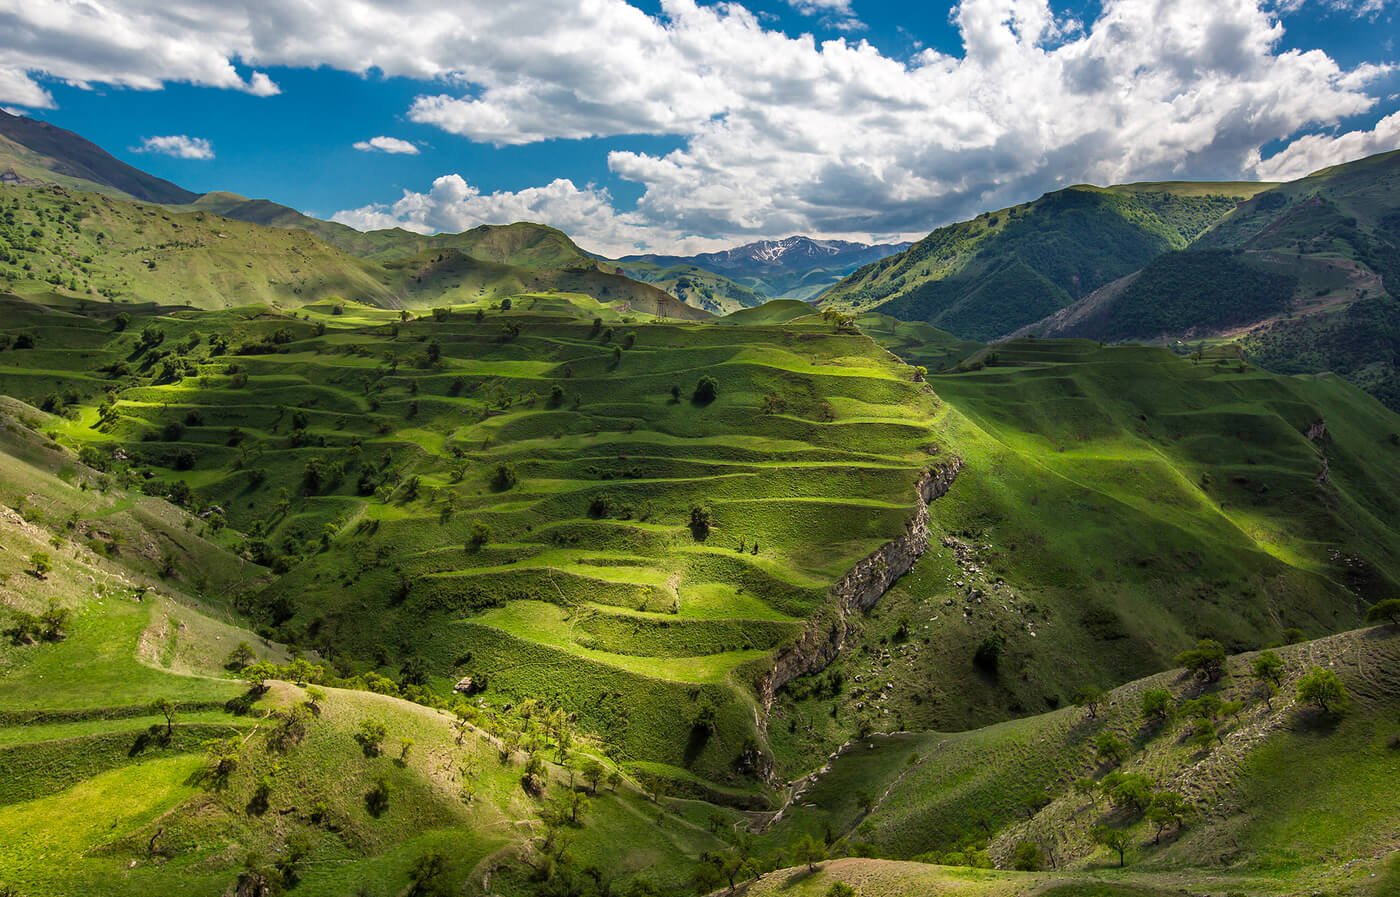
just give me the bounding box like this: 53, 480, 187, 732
790, 833, 825, 871
693, 375, 718, 404
1140, 688, 1174, 724
468, 521, 491, 550
1012, 840, 1045, 871
355, 718, 389, 757
582, 759, 605, 794
1146, 791, 1192, 843
1073, 684, 1105, 718
1092, 826, 1131, 867
151, 697, 177, 740
39, 600, 70, 641
29, 552, 51, 579
1366, 598, 1400, 627
1095, 732, 1128, 765
1251, 649, 1284, 686
1177, 638, 1228, 681
1296, 667, 1348, 714
225, 641, 256, 671
688, 505, 711, 539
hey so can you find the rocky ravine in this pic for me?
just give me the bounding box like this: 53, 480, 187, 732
758, 459, 963, 713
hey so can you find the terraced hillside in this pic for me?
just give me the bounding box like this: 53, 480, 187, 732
0, 408, 740, 897
764, 338, 1400, 771
0, 291, 947, 794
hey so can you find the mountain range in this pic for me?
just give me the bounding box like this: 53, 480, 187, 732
2, 109, 1400, 897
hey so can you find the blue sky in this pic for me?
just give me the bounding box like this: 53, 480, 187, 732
3, 0, 1397, 255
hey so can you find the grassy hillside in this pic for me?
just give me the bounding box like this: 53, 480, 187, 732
764, 338, 1400, 773
0, 184, 707, 318
1022, 152, 1400, 410
766, 623, 1400, 897
0, 291, 940, 794
613, 260, 768, 314
0, 417, 735, 897
189, 193, 597, 270
0, 110, 198, 204
0, 185, 400, 308
821, 183, 1272, 340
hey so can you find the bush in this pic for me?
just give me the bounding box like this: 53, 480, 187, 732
1012, 840, 1045, 871
688, 505, 711, 539
1367, 598, 1400, 626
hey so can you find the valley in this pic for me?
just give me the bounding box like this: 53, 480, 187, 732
0, 109, 1397, 897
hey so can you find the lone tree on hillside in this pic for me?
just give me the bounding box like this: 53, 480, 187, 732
40, 600, 71, 641
791, 833, 825, 871
1140, 688, 1174, 724
693, 375, 718, 404
1073, 684, 1105, 718
151, 697, 177, 740
29, 552, 51, 579
1146, 791, 1192, 843
1177, 638, 1228, 682
1297, 667, 1349, 715
1366, 598, 1400, 627
1251, 649, 1284, 686
1093, 826, 1131, 867
689, 505, 711, 540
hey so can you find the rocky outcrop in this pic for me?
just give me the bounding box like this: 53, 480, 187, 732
757, 459, 962, 711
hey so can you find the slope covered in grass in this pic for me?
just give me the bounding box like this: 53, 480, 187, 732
0, 291, 945, 794
820, 184, 1269, 339
764, 338, 1400, 775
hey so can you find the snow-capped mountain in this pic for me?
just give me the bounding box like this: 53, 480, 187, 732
619, 235, 911, 277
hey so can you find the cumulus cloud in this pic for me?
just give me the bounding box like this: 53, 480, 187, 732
1, 0, 1396, 250
1250, 111, 1400, 180
0, 66, 54, 109
133, 135, 215, 160
353, 136, 420, 154
331, 174, 735, 256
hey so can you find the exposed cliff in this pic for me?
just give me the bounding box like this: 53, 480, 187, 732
758, 459, 962, 711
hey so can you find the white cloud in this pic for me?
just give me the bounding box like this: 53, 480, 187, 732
0, 66, 54, 109
1250, 111, 1400, 180
133, 135, 215, 160
784, 0, 864, 31
331, 173, 736, 256
353, 136, 420, 154
1, 0, 1396, 251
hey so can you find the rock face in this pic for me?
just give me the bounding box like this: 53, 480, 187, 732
758, 459, 962, 710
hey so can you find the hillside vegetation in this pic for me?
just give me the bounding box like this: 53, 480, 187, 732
820, 184, 1270, 339
0, 185, 705, 317
1018, 151, 1400, 410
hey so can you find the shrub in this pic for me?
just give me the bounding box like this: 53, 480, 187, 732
973, 634, 1003, 674
1141, 688, 1174, 723
688, 505, 711, 539
1011, 840, 1045, 871
355, 719, 389, 757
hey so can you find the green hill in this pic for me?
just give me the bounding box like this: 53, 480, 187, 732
820, 183, 1272, 340
0, 184, 706, 318
3, 292, 1400, 895
613, 260, 768, 314
0, 109, 199, 204
1017, 151, 1400, 410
